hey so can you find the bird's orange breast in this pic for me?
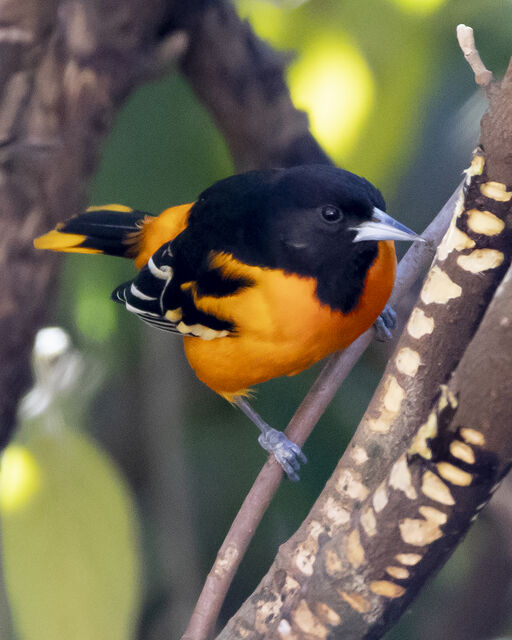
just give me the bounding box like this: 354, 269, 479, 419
184, 241, 396, 399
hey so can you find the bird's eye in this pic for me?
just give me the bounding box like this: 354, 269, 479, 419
320, 205, 343, 223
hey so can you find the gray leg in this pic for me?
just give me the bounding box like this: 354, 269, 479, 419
374, 304, 397, 342
234, 397, 307, 482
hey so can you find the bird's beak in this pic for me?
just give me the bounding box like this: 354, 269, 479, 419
351, 207, 423, 243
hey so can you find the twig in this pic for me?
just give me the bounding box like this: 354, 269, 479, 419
181, 183, 460, 640
456, 24, 493, 88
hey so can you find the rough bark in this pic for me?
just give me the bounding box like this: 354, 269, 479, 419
0, 0, 181, 447
179, 2, 331, 172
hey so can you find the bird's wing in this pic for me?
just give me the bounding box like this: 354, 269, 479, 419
112, 243, 237, 339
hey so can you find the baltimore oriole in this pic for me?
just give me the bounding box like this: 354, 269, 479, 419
35, 164, 420, 480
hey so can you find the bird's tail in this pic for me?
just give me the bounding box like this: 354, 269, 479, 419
33, 204, 151, 260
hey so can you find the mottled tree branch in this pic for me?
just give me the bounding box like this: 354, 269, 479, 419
179, 2, 331, 172
215, 31, 512, 640
0, 0, 192, 448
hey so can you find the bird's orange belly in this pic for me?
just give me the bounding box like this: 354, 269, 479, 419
184, 241, 396, 399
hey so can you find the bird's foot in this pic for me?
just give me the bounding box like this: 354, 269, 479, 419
374, 304, 397, 342
258, 429, 307, 482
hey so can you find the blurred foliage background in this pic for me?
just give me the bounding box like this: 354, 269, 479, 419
2, 0, 512, 639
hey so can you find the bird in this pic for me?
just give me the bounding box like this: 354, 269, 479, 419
34, 164, 420, 480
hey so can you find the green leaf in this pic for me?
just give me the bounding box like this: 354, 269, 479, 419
0, 425, 141, 640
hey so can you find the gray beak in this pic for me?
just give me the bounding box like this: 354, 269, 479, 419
351, 207, 423, 243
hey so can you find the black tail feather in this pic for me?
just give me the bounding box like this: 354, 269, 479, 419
34, 206, 153, 258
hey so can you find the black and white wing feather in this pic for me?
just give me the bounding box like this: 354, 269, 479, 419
112, 242, 235, 339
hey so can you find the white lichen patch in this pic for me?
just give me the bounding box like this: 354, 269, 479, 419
438, 384, 458, 412
437, 218, 475, 261
395, 347, 422, 377
324, 549, 343, 577
409, 386, 456, 459
421, 470, 455, 505
350, 445, 369, 466
457, 249, 504, 273
460, 428, 485, 446
464, 153, 485, 178
449, 440, 475, 464
368, 376, 405, 433
316, 602, 341, 626
466, 209, 505, 236
437, 188, 466, 261
338, 590, 371, 613
367, 417, 392, 434
389, 454, 417, 499
373, 482, 389, 513
370, 581, 406, 599
282, 575, 300, 598
308, 520, 327, 541
418, 505, 447, 525
407, 308, 435, 340
232, 622, 252, 639
293, 600, 329, 639
399, 517, 443, 546
480, 181, 512, 202
395, 553, 422, 566
383, 376, 405, 413
321, 497, 350, 527
409, 412, 438, 460
335, 469, 370, 501
346, 529, 365, 568
436, 462, 473, 486
278, 619, 293, 637
213, 542, 239, 577
386, 566, 410, 580
447, 228, 476, 257
421, 266, 462, 305
360, 507, 377, 537
293, 537, 319, 576
254, 597, 282, 634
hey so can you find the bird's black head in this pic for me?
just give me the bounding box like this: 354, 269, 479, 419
187, 165, 414, 313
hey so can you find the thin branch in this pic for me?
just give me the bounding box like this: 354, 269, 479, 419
180, 1, 331, 172
456, 24, 493, 88
182, 183, 460, 640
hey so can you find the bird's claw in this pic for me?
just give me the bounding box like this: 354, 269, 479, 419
374, 304, 397, 342
258, 428, 307, 482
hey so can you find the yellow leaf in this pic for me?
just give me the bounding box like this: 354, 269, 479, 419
0, 426, 141, 640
